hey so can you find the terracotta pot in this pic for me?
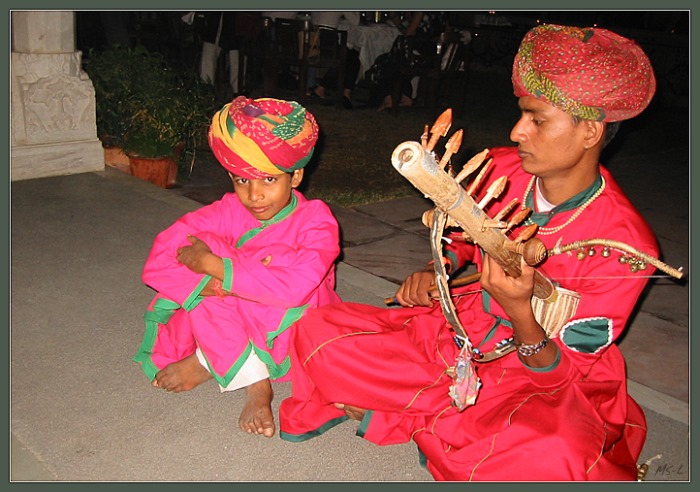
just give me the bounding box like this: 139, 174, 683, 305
103, 146, 130, 174
128, 155, 178, 188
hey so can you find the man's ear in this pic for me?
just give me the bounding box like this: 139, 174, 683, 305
583, 120, 605, 149
291, 169, 304, 188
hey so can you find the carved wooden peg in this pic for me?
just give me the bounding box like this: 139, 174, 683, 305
465, 158, 492, 196
477, 175, 507, 210
426, 109, 452, 152
455, 148, 489, 184
481, 219, 508, 230
514, 223, 539, 243
505, 207, 532, 234
420, 124, 429, 148
493, 198, 519, 222
438, 129, 463, 169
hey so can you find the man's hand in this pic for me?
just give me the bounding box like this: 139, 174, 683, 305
480, 253, 536, 323
394, 269, 437, 307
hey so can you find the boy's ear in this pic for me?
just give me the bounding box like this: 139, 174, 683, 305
291, 169, 304, 188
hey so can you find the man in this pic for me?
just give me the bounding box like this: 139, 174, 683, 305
278, 24, 659, 480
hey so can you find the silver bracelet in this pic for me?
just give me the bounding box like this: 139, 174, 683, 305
517, 337, 549, 357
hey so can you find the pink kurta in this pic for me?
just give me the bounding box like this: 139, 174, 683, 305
133, 190, 341, 387
279, 147, 658, 481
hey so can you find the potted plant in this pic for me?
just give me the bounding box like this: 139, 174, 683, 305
84, 45, 217, 187
84, 44, 143, 173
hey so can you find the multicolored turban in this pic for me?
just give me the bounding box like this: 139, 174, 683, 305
208, 96, 319, 179
512, 24, 656, 122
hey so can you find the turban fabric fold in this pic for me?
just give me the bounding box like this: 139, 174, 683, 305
512, 24, 656, 122
208, 96, 319, 179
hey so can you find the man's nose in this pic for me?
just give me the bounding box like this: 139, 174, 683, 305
510, 118, 526, 143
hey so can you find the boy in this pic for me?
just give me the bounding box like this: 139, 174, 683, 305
133, 96, 341, 438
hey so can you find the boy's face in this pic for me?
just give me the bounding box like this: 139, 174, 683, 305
229, 169, 304, 221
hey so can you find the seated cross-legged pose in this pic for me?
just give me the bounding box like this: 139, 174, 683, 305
279, 24, 664, 480
133, 96, 341, 438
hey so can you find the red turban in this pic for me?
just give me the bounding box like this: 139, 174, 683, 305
512, 24, 656, 122
208, 96, 319, 179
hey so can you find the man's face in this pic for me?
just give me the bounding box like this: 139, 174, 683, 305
230, 169, 304, 221
509, 96, 589, 179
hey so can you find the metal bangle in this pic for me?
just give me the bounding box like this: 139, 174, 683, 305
517, 337, 549, 357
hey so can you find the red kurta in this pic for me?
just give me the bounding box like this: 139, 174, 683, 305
279, 147, 658, 481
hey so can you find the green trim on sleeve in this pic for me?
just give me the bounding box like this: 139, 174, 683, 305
222, 257, 233, 292
444, 250, 459, 273
182, 275, 210, 312
520, 343, 561, 372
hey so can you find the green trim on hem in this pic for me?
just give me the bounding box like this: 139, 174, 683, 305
279, 415, 349, 443
356, 410, 374, 438
418, 447, 428, 468
133, 297, 181, 380
199, 342, 254, 388
253, 345, 291, 380
267, 304, 309, 349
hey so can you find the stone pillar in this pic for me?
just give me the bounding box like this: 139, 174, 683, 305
11, 11, 104, 181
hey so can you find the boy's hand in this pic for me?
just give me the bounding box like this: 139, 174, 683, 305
177, 235, 215, 274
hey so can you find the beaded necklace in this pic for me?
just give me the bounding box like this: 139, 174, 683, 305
521, 175, 606, 235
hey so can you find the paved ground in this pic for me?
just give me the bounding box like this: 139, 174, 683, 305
9, 68, 690, 482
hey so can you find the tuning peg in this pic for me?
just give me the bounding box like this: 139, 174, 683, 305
514, 223, 539, 242
420, 124, 429, 148
493, 198, 519, 222
465, 158, 492, 196
477, 176, 507, 210
426, 109, 452, 152
481, 219, 508, 229
505, 207, 532, 234
454, 148, 489, 184
438, 129, 463, 169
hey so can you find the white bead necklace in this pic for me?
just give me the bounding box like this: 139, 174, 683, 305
521, 175, 606, 235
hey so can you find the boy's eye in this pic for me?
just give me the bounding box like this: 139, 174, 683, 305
235, 178, 248, 185
265, 177, 277, 183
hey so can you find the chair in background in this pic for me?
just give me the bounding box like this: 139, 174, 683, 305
391, 31, 471, 117
263, 17, 348, 108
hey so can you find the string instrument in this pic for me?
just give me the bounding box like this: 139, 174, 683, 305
390, 109, 685, 409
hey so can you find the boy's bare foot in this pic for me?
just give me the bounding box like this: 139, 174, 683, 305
152, 354, 212, 392
239, 379, 275, 438
334, 403, 366, 421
